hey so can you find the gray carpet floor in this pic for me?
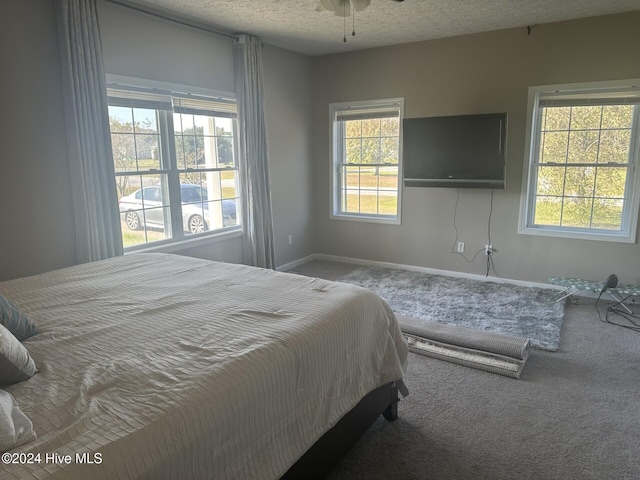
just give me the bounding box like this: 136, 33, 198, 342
289, 260, 640, 480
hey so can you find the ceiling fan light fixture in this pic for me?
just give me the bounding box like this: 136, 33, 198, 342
319, 0, 376, 42
333, 0, 351, 17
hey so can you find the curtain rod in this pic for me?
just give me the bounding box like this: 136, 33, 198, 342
105, 0, 239, 40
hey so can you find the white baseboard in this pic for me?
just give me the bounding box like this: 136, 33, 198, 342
276, 254, 320, 273
279, 253, 566, 292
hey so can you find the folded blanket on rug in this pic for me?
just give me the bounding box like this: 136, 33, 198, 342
398, 316, 531, 379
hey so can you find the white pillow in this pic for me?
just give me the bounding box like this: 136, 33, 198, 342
0, 324, 37, 386
0, 390, 36, 453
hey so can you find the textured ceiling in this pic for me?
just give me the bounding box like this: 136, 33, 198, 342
113, 0, 640, 56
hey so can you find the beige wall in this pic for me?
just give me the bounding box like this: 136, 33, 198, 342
310, 12, 640, 284
262, 46, 315, 266
0, 0, 314, 279
2, 1, 638, 284
97, 1, 234, 92
98, 1, 315, 267
0, 0, 77, 281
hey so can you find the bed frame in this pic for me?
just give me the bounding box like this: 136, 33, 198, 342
281, 382, 399, 479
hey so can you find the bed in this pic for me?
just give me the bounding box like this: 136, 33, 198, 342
0, 253, 408, 479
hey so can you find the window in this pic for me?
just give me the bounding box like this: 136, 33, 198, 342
329, 98, 404, 224
519, 80, 640, 242
107, 79, 240, 249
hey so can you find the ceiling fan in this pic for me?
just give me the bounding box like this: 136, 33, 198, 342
319, 0, 405, 17
319, 0, 405, 42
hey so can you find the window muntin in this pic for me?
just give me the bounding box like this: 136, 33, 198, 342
330, 99, 404, 223
520, 82, 640, 242
107, 84, 240, 249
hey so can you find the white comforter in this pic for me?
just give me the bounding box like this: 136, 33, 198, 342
0, 253, 408, 480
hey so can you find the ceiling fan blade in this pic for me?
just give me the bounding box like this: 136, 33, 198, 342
351, 0, 370, 12
320, 0, 336, 11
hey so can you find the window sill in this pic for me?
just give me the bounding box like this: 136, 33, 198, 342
518, 224, 636, 244
124, 227, 242, 254
330, 213, 401, 225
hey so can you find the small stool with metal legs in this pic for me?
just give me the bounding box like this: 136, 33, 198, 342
549, 275, 640, 313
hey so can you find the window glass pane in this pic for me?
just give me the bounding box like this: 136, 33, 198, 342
173, 113, 184, 134
343, 166, 360, 190
193, 115, 214, 168
179, 175, 204, 198
362, 138, 381, 164
201, 199, 237, 231
542, 107, 570, 131
601, 105, 633, 129
560, 197, 592, 228
174, 134, 186, 169
563, 166, 595, 197
539, 131, 568, 164
217, 137, 235, 167
222, 199, 238, 227
109, 87, 240, 249
118, 173, 170, 247
202, 172, 222, 205
345, 120, 361, 138
178, 113, 195, 133
342, 188, 360, 213
183, 201, 207, 234
359, 192, 379, 214
132, 108, 158, 134
591, 199, 623, 230
381, 137, 399, 164
594, 167, 627, 199
346, 139, 361, 163
378, 187, 397, 215
111, 132, 136, 173
333, 102, 401, 221
359, 165, 379, 192
567, 130, 599, 163
194, 114, 210, 130
115, 174, 138, 199
381, 117, 399, 137
534, 196, 562, 226
379, 166, 398, 192
569, 106, 602, 130
598, 129, 631, 163
177, 135, 199, 169
536, 166, 565, 196
135, 134, 160, 170
216, 117, 234, 136
109, 106, 134, 131
221, 169, 238, 199
361, 118, 381, 138
527, 86, 639, 239
109, 106, 161, 172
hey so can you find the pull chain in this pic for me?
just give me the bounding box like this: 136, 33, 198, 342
343, 2, 347, 42
352, 6, 356, 37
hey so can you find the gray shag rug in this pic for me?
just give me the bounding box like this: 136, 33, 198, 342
337, 267, 565, 351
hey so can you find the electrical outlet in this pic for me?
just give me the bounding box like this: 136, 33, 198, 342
484, 244, 493, 255
457, 242, 464, 253
288, 235, 293, 245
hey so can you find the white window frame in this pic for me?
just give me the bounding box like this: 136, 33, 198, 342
518, 79, 640, 243
106, 75, 241, 252
329, 98, 404, 225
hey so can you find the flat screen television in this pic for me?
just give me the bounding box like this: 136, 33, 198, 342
403, 113, 507, 189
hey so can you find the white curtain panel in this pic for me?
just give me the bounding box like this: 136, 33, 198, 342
55, 0, 123, 263
233, 35, 276, 270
